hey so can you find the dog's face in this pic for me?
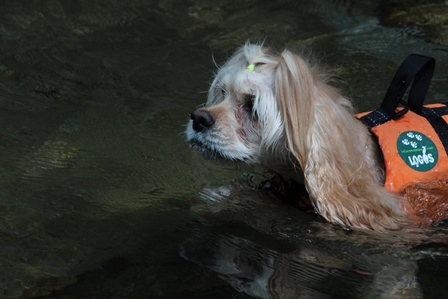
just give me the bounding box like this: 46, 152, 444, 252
186, 44, 285, 163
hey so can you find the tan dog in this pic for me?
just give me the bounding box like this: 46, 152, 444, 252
186, 43, 447, 231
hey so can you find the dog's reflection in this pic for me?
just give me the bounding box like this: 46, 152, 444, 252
180, 228, 422, 299
181, 185, 423, 299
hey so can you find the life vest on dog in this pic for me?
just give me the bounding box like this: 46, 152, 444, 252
357, 104, 448, 192
356, 54, 448, 193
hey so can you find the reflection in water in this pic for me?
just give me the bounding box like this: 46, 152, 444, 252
181, 230, 423, 299
183, 182, 447, 298
181, 231, 361, 299
0, 0, 447, 298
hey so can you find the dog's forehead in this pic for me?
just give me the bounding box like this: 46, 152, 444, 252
219, 59, 245, 77
218, 62, 271, 95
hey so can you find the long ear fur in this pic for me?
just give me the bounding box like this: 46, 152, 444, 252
275, 50, 405, 231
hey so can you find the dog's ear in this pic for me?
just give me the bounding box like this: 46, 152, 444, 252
275, 50, 404, 230
274, 50, 315, 167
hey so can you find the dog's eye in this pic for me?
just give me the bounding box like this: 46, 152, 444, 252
243, 94, 257, 119
221, 89, 227, 96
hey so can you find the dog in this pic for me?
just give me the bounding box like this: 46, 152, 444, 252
185, 43, 448, 231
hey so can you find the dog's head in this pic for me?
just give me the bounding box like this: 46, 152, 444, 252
186, 43, 279, 162
186, 43, 329, 165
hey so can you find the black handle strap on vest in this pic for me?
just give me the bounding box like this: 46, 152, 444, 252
359, 54, 435, 129
359, 54, 448, 155
421, 102, 448, 154
403, 56, 448, 154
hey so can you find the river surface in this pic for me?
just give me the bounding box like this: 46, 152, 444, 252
1, 1, 448, 298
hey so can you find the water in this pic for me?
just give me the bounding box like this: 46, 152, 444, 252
0, 0, 447, 298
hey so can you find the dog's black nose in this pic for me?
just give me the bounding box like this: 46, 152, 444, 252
190, 109, 215, 132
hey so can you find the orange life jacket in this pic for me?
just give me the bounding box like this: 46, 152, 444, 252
357, 54, 448, 193
356, 104, 448, 192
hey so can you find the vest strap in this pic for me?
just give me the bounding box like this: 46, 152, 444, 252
359, 54, 435, 129
421, 102, 448, 154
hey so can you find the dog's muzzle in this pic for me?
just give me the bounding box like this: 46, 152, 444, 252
190, 109, 215, 132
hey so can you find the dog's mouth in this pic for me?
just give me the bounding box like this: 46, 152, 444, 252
189, 138, 257, 162
189, 138, 224, 159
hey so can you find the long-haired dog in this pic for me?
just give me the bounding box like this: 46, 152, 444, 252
186, 43, 441, 231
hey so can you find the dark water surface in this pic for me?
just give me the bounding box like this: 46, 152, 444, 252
1, 1, 448, 298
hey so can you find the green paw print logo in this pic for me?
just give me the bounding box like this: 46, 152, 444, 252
397, 131, 438, 172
